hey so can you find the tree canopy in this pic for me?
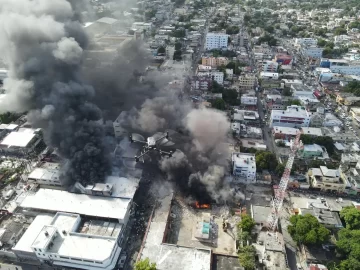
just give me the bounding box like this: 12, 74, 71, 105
135, 258, 157, 270
287, 214, 330, 245
255, 151, 278, 171
0, 112, 19, 124
211, 98, 226, 111
300, 134, 335, 155
238, 214, 256, 232
331, 206, 360, 270
344, 81, 360, 97
340, 206, 360, 230
238, 245, 256, 270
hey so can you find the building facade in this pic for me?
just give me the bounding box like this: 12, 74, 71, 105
201, 57, 229, 67
309, 166, 345, 192
270, 105, 311, 128
205, 33, 229, 50
232, 153, 256, 183
238, 74, 256, 89
262, 61, 279, 72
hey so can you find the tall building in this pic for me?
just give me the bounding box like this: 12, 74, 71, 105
201, 57, 229, 67
320, 58, 360, 75
270, 105, 311, 128
262, 60, 278, 72
232, 152, 256, 183
205, 33, 229, 50
238, 74, 256, 90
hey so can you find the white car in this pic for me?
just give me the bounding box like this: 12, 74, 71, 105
349, 127, 354, 131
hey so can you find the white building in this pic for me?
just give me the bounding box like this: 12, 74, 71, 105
301, 46, 323, 58
270, 105, 311, 128
232, 152, 256, 183
241, 95, 257, 105
0, 128, 43, 155
262, 61, 278, 72
211, 71, 224, 85
205, 33, 229, 50
259, 72, 279, 80
295, 38, 318, 46
131, 22, 153, 31
27, 165, 63, 187
13, 212, 122, 270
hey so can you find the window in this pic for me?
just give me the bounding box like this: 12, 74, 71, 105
34, 248, 37, 251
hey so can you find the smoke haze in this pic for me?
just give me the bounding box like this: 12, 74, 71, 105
0, 0, 240, 202
0, 0, 111, 185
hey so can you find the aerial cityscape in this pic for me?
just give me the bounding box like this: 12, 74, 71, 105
0, 0, 360, 269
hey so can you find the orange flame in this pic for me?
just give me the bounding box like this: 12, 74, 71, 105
195, 201, 211, 209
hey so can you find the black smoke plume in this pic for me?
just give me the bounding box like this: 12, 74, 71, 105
0, 0, 111, 185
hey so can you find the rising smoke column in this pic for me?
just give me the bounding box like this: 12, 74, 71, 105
0, 0, 111, 185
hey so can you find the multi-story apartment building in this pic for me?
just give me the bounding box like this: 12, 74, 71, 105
262, 60, 278, 72
270, 105, 311, 128
238, 74, 256, 90
241, 95, 257, 106
191, 75, 212, 91
301, 46, 323, 59
205, 33, 229, 50
320, 58, 360, 76
201, 57, 229, 67
232, 152, 256, 183
308, 166, 345, 192
295, 38, 318, 46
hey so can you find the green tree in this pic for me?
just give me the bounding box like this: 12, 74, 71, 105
223, 89, 240, 106
336, 228, 360, 270
135, 258, 157, 270
174, 42, 182, 51
340, 206, 360, 230
173, 50, 182, 61
238, 246, 256, 270
334, 27, 347, 36
0, 112, 19, 124
238, 214, 256, 232
275, 163, 285, 176
157, 46, 165, 54
211, 98, 226, 110
255, 151, 278, 171
287, 214, 330, 245
317, 38, 327, 47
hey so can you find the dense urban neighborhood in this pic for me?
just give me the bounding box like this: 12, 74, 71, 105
1, 0, 360, 270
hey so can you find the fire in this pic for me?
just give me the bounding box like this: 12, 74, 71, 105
195, 201, 211, 209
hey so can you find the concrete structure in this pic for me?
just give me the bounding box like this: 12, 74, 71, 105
232, 153, 256, 183
320, 58, 360, 76
253, 231, 287, 270
272, 126, 299, 140
27, 164, 63, 187
322, 113, 342, 127
274, 54, 292, 65
0, 128, 43, 156
309, 166, 345, 192
191, 75, 212, 91
349, 107, 360, 124
259, 72, 279, 80
201, 57, 229, 67
291, 84, 314, 98
205, 33, 228, 50
241, 95, 257, 105
300, 127, 323, 137
238, 74, 256, 90
270, 105, 311, 128
301, 46, 323, 59
20, 189, 132, 224
211, 71, 224, 85
300, 144, 325, 158
262, 60, 279, 72
131, 22, 153, 31
295, 38, 317, 46
13, 212, 122, 270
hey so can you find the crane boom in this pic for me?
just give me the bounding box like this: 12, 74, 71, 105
266, 132, 303, 231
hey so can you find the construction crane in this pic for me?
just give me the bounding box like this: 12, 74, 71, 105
266, 132, 303, 231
